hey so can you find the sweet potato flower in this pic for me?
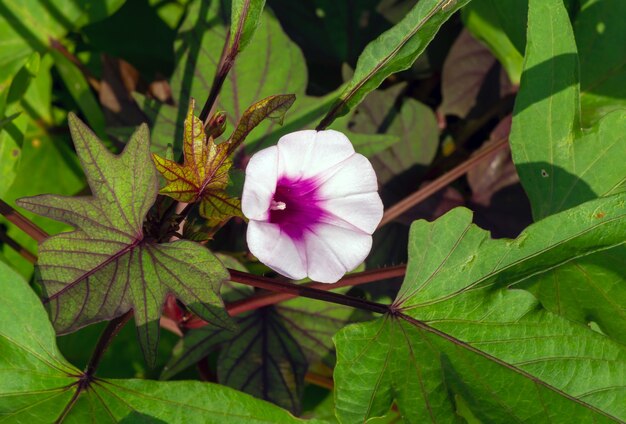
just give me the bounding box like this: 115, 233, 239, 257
242, 130, 383, 283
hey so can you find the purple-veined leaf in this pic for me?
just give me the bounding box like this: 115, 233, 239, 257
218, 308, 308, 414
16, 114, 234, 366
0, 261, 316, 423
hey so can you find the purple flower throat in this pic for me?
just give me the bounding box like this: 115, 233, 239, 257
269, 176, 326, 240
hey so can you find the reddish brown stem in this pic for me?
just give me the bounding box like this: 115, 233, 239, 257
0, 199, 48, 242
0, 229, 37, 263
379, 137, 509, 227
226, 264, 406, 316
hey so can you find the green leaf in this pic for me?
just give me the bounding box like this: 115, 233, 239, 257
0, 0, 125, 81
464, 0, 626, 126
16, 115, 233, 366
138, 0, 340, 155
0, 260, 320, 423
334, 199, 626, 422
509, 0, 626, 343
317, 0, 471, 128
462, 0, 525, 83
230, 0, 267, 53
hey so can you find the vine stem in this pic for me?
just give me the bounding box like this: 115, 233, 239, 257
0, 198, 48, 242
199, 0, 251, 126
84, 310, 134, 377
379, 136, 509, 227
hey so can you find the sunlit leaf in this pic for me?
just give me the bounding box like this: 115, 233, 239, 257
230, 0, 267, 53
317, 0, 471, 128
335, 196, 626, 422
509, 0, 626, 343
16, 115, 233, 366
0, 260, 318, 423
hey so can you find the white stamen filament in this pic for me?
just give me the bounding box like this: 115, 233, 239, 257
270, 200, 287, 211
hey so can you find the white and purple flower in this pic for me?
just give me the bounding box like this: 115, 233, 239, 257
242, 130, 383, 283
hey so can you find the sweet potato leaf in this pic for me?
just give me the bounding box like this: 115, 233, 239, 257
0, 260, 316, 423
317, 0, 471, 128
162, 280, 354, 412
509, 0, 626, 344
218, 308, 308, 414
16, 115, 233, 366
152, 99, 243, 226
334, 196, 626, 422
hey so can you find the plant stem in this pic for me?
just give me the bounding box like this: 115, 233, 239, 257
0, 199, 48, 242
199, 0, 251, 126
84, 310, 134, 377
225, 265, 406, 316
379, 136, 509, 227
229, 269, 390, 315
0, 229, 37, 263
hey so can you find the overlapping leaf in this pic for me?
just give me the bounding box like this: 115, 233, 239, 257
317, 0, 472, 128
152, 99, 242, 225
509, 0, 626, 343
162, 280, 354, 413
16, 115, 233, 366
137, 0, 341, 155
0, 261, 314, 423
334, 195, 626, 423
464, 0, 626, 126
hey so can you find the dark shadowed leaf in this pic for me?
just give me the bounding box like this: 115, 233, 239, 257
230, 0, 267, 53
17, 115, 233, 366
317, 0, 471, 128
467, 115, 533, 238
0, 261, 316, 423
335, 196, 626, 422
509, 0, 626, 343
218, 308, 308, 414
439, 29, 515, 118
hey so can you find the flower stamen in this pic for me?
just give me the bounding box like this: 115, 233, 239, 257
270, 200, 287, 211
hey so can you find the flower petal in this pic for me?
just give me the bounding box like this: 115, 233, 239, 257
247, 220, 307, 280
277, 130, 355, 179
242, 146, 278, 220
322, 192, 383, 234
317, 154, 379, 198
304, 224, 373, 283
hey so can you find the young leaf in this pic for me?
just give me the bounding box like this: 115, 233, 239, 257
0, 261, 315, 423
317, 0, 471, 128
509, 0, 626, 343
16, 115, 233, 366
228, 94, 296, 151
334, 197, 626, 422
152, 99, 243, 226
229, 0, 267, 53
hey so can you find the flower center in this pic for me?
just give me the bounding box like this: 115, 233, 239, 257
269, 176, 326, 240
